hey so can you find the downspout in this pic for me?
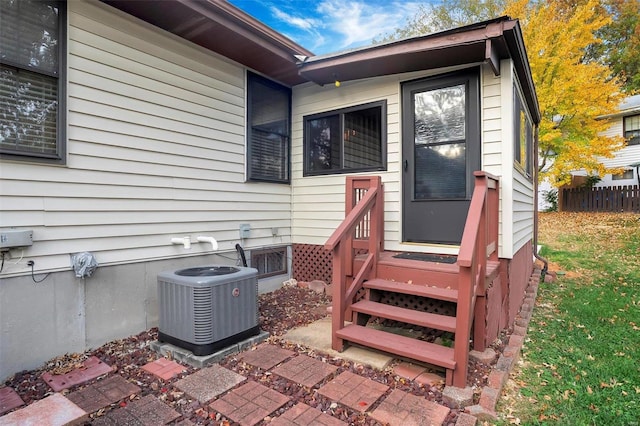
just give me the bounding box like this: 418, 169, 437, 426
533, 125, 549, 276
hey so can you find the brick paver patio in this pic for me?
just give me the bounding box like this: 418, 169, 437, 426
270, 403, 346, 426
41, 356, 113, 392
142, 358, 187, 381
91, 394, 180, 425
271, 355, 338, 387
317, 371, 388, 412
209, 381, 290, 426
175, 364, 245, 403
0, 393, 86, 426
0, 387, 24, 415
66, 374, 141, 413
370, 389, 450, 426
239, 344, 294, 370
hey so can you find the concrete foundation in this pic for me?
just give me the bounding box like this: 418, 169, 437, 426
0, 254, 287, 381
149, 331, 269, 369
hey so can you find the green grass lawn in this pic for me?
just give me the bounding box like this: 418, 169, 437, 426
498, 213, 640, 425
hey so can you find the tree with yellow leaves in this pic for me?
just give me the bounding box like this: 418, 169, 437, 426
377, 0, 630, 185
505, 0, 626, 185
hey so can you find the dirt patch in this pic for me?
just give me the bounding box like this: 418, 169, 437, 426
545, 260, 582, 278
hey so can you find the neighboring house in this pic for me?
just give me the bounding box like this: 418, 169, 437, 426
0, 0, 540, 384
592, 95, 640, 187
538, 95, 640, 211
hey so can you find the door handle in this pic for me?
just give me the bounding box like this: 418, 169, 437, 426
404, 159, 408, 171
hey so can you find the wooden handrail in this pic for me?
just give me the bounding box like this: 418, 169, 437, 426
452, 171, 500, 387
326, 176, 383, 351
458, 171, 499, 266
325, 184, 379, 251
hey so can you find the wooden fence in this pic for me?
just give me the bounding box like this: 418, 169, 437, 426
560, 185, 640, 212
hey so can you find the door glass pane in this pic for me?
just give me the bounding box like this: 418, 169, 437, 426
414, 84, 466, 199
415, 143, 466, 199
414, 84, 465, 144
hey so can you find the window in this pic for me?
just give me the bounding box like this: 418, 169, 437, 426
304, 101, 386, 176
624, 114, 640, 146
0, 0, 66, 163
251, 247, 287, 279
612, 169, 634, 180
247, 72, 291, 183
513, 84, 533, 177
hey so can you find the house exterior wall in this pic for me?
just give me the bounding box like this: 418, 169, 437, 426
592, 117, 640, 187
291, 62, 531, 258
507, 241, 533, 324
498, 61, 535, 257
0, 0, 291, 379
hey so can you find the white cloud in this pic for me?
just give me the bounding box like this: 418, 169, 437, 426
262, 0, 427, 54
269, 5, 327, 51
270, 6, 321, 32
315, 0, 425, 49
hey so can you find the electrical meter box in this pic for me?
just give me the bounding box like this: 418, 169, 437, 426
0, 230, 33, 250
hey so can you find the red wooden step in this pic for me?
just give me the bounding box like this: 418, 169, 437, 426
364, 278, 459, 302
336, 324, 456, 369
351, 300, 457, 333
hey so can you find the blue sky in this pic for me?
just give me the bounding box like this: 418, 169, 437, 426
228, 0, 427, 55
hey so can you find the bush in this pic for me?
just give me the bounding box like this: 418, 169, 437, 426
542, 189, 558, 212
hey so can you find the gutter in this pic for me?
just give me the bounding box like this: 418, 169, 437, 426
533, 125, 549, 276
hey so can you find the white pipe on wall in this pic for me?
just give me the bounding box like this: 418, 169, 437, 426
196, 236, 218, 251
171, 237, 191, 249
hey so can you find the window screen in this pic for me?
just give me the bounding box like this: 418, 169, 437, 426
304, 101, 386, 176
0, 0, 65, 162
247, 72, 291, 183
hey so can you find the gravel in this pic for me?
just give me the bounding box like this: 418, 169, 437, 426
3, 285, 506, 425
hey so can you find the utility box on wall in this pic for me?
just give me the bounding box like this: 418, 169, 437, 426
0, 230, 33, 250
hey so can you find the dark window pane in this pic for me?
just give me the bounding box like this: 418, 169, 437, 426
247, 72, 290, 182
308, 115, 340, 171
249, 129, 288, 181
0, 62, 57, 155
303, 101, 386, 175
415, 143, 466, 199
344, 106, 382, 168
0, 0, 64, 161
0, 0, 59, 75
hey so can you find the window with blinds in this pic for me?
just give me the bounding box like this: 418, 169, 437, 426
0, 0, 65, 162
247, 72, 291, 183
624, 114, 640, 146
304, 101, 387, 176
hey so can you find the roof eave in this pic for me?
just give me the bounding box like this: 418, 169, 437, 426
102, 0, 312, 86
298, 17, 541, 124
299, 21, 506, 84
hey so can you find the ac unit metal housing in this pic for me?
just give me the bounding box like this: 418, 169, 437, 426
157, 265, 259, 356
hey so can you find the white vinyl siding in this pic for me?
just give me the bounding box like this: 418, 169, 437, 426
600, 116, 640, 169
292, 73, 403, 248
291, 63, 527, 257
591, 114, 640, 187
512, 170, 534, 250
507, 63, 534, 255
0, 0, 291, 274
482, 64, 507, 257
